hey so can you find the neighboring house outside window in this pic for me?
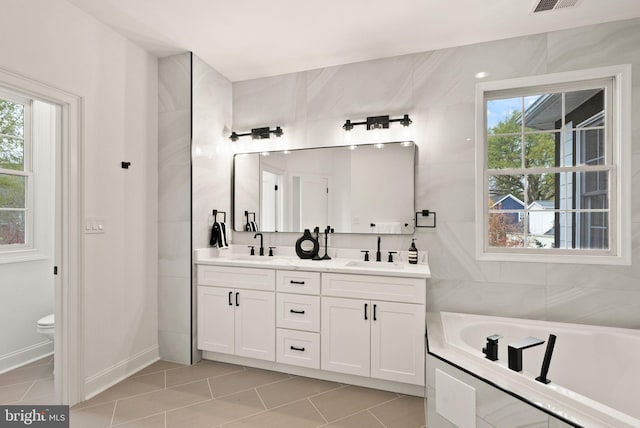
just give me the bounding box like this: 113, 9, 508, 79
0, 90, 31, 249
475, 65, 631, 264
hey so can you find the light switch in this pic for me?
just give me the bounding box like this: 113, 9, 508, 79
85, 218, 105, 234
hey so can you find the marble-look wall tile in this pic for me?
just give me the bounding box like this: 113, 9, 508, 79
158, 220, 191, 279
306, 54, 414, 121
546, 286, 640, 329
413, 35, 547, 109
158, 330, 191, 364
158, 276, 190, 334
158, 165, 190, 222
422, 161, 475, 223
547, 18, 640, 86
427, 279, 547, 320
158, 53, 190, 113
233, 72, 307, 127
158, 110, 191, 166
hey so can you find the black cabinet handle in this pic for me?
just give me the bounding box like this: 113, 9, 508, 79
290, 346, 305, 352
364, 303, 368, 320
228, 291, 232, 306
373, 304, 377, 321
290, 309, 305, 314
290, 280, 305, 285
235, 292, 239, 306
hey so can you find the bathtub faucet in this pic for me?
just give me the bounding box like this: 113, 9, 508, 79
535, 334, 557, 384
482, 334, 503, 361
508, 336, 545, 372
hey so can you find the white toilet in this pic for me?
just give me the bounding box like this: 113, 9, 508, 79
37, 313, 55, 341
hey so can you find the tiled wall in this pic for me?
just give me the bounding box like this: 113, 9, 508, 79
224, 18, 640, 329
158, 53, 192, 364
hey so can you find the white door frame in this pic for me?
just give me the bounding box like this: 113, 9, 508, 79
0, 66, 83, 405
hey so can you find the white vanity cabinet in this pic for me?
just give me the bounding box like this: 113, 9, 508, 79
197, 265, 276, 361
321, 273, 426, 385
275, 270, 321, 369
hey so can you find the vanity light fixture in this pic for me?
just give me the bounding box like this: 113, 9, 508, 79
342, 114, 412, 131
229, 126, 283, 142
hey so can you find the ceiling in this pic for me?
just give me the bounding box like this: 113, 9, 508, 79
67, 0, 640, 82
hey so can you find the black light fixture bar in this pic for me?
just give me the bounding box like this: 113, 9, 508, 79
343, 114, 411, 131
229, 126, 283, 142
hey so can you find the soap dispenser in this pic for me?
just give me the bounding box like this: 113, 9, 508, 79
408, 239, 418, 264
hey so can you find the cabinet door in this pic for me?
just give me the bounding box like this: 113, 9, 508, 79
197, 286, 235, 354
370, 301, 425, 385
234, 289, 276, 361
321, 297, 370, 377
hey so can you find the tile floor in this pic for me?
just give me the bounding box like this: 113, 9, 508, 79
0, 355, 55, 405
69, 359, 426, 428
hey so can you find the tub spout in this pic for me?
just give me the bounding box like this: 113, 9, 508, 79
508, 336, 545, 372
535, 334, 557, 384
482, 334, 502, 361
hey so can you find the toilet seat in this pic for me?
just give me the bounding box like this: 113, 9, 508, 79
37, 313, 54, 327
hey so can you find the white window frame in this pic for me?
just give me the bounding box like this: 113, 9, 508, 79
0, 88, 34, 256
475, 65, 631, 265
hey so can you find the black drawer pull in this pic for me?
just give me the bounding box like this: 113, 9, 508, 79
373, 304, 377, 321
235, 292, 239, 306
290, 346, 305, 352
290, 280, 305, 285
228, 291, 232, 306
290, 309, 305, 314
364, 303, 368, 320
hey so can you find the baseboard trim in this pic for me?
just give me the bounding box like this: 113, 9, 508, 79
84, 345, 159, 400
202, 351, 425, 397
0, 341, 54, 374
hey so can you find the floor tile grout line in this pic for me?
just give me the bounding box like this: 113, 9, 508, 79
307, 397, 329, 425
254, 387, 268, 410
367, 408, 389, 428
206, 377, 214, 399
109, 399, 118, 427
211, 376, 294, 400
17, 379, 37, 402
109, 409, 165, 427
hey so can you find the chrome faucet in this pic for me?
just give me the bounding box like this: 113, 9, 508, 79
376, 236, 382, 262
508, 336, 545, 372
254, 233, 264, 256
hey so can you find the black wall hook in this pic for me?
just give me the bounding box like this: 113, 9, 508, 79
121, 161, 131, 169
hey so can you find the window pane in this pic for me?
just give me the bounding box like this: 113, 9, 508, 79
523, 93, 562, 131
0, 210, 25, 245
488, 135, 521, 169
565, 89, 604, 125
487, 97, 522, 134
577, 171, 608, 209
524, 132, 559, 168
0, 174, 26, 208
526, 173, 557, 205
0, 99, 24, 137
577, 212, 609, 250
0, 137, 25, 170
488, 213, 524, 248
527, 210, 558, 248
575, 128, 605, 166
488, 175, 524, 206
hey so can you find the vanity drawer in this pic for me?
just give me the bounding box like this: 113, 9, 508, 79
277, 294, 320, 332
197, 265, 275, 291
276, 329, 320, 369
322, 273, 425, 304
277, 271, 320, 295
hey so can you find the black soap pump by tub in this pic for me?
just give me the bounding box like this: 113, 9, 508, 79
408, 239, 418, 264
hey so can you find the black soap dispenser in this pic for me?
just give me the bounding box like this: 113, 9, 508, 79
408, 239, 418, 264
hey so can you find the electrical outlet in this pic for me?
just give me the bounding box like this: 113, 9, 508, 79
85, 218, 105, 234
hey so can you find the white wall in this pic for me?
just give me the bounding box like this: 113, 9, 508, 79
1, 0, 159, 398
229, 18, 640, 329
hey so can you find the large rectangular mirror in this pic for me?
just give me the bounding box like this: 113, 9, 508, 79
233, 141, 416, 234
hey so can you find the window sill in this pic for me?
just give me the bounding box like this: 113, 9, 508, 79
476, 250, 630, 266
0, 248, 49, 264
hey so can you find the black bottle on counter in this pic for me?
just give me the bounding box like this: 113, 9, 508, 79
408, 239, 418, 264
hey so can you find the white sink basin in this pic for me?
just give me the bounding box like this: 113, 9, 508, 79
345, 260, 404, 270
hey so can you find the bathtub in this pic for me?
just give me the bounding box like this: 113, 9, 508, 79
426, 312, 640, 428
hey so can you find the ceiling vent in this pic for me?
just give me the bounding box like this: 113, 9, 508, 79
531, 0, 581, 13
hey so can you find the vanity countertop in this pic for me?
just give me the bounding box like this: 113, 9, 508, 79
195, 248, 431, 279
